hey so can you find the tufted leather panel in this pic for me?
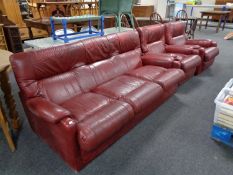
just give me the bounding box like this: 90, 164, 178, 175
10, 42, 87, 98
104, 31, 141, 56
61, 92, 115, 122
90, 51, 142, 85
77, 100, 134, 152
82, 36, 112, 63
93, 75, 163, 113
127, 66, 185, 90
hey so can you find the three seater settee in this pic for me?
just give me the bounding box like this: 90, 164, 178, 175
10, 22, 218, 171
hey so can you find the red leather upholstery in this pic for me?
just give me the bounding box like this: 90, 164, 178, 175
93, 75, 163, 113
10, 28, 198, 171
165, 21, 219, 73
137, 24, 201, 80
127, 66, 185, 90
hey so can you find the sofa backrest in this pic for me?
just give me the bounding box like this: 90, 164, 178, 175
137, 24, 166, 54
165, 21, 186, 45
10, 30, 142, 104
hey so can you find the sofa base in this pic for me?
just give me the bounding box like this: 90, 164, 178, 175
21, 86, 177, 171
195, 58, 215, 75
77, 86, 177, 171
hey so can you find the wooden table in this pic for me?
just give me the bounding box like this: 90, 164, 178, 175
0, 49, 20, 152
24, 16, 115, 39
199, 11, 230, 33
37, 1, 98, 17
135, 17, 197, 26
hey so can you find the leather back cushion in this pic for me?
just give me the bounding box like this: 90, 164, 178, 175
82, 36, 112, 63
11, 31, 142, 104
90, 31, 142, 85
165, 21, 186, 45
137, 24, 165, 54
106, 30, 141, 54
10, 42, 87, 100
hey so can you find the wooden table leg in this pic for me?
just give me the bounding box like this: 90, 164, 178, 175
222, 14, 228, 31
205, 15, 209, 29
0, 99, 15, 152
217, 15, 222, 33
199, 13, 204, 31
0, 67, 20, 130
27, 26, 33, 39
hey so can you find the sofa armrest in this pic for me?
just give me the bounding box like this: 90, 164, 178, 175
186, 39, 217, 47
165, 45, 199, 55
27, 97, 72, 123
142, 54, 175, 68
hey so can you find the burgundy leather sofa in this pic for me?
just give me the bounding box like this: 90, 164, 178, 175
10, 30, 185, 171
137, 24, 202, 81
164, 21, 219, 74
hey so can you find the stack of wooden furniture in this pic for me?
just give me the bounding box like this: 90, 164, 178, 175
0, 24, 7, 50
0, 14, 23, 53
0, 0, 47, 40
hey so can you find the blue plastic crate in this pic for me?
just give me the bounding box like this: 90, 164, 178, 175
211, 125, 233, 147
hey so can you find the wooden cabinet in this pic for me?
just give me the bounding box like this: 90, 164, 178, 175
214, 0, 233, 21
133, 5, 154, 17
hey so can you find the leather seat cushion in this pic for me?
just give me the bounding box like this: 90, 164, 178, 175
204, 47, 219, 62
127, 66, 185, 90
93, 75, 163, 113
62, 92, 134, 152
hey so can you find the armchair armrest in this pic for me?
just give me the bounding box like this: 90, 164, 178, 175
142, 54, 176, 68
186, 39, 217, 47
165, 45, 199, 55
27, 97, 72, 123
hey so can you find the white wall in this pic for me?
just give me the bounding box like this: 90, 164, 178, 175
140, 0, 168, 18
140, 0, 157, 5
140, 0, 217, 18
176, 0, 216, 17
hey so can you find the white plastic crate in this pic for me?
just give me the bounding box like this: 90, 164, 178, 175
214, 79, 233, 130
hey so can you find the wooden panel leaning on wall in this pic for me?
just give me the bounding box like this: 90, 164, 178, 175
0, 0, 48, 40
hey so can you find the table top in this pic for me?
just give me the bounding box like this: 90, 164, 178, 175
200, 10, 231, 15
24, 27, 133, 49
186, 4, 233, 9
136, 17, 198, 21
37, 1, 98, 5
0, 50, 12, 70
24, 16, 115, 26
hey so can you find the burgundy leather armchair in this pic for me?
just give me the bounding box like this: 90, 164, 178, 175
137, 24, 202, 81
165, 21, 219, 74
10, 30, 185, 171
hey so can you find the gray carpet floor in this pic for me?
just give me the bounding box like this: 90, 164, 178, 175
1, 27, 233, 175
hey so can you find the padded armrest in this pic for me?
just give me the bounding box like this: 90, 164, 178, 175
165, 45, 199, 55
27, 97, 72, 123
141, 54, 175, 68
186, 39, 217, 47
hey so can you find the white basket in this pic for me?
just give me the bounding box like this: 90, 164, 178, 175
214, 79, 233, 130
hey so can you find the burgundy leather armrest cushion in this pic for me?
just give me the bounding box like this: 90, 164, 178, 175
27, 97, 72, 123
141, 54, 175, 68
186, 39, 217, 47
165, 45, 199, 55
